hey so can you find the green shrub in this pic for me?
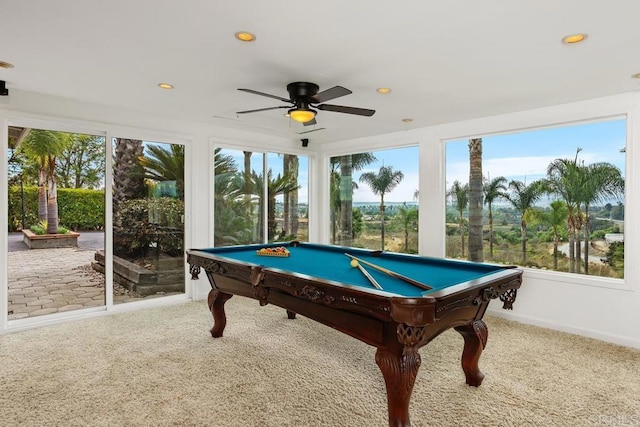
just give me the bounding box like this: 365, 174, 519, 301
8, 186, 105, 231
590, 226, 621, 240
114, 197, 184, 258
57, 188, 105, 230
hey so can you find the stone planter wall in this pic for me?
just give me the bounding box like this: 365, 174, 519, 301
22, 229, 80, 249
92, 250, 184, 296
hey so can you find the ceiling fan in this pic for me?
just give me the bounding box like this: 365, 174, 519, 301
236, 82, 375, 126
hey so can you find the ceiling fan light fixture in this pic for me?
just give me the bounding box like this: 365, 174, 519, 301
235, 31, 256, 42
561, 33, 587, 44
288, 108, 316, 123
376, 87, 391, 94
158, 82, 174, 89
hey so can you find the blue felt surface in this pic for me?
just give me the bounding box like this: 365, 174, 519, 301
199, 243, 507, 297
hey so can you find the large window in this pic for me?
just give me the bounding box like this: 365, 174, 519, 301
330, 146, 419, 253
214, 149, 308, 246
445, 119, 626, 279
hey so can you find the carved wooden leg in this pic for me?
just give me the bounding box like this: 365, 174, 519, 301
286, 310, 297, 319
375, 346, 421, 427
454, 319, 488, 386
207, 289, 233, 338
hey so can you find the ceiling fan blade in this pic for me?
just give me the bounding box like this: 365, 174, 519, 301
299, 127, 326, 135
236, 106, 289, 114
303, 118, 317, 126
238, 88, 291, 103
316, 104, 376, 116
311, 86, 352, 103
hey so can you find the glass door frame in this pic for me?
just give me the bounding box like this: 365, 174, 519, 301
0, 117, 192, 333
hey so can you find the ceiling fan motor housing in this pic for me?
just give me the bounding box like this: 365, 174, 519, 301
287, 82, 319, 102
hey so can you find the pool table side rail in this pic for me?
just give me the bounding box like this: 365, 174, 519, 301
187, 249, 522, 325
187, 250, 432, 324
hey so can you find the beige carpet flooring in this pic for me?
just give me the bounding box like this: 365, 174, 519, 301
1, 297, 639, 427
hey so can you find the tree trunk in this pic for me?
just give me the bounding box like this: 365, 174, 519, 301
553, 237, 559, 270
37, 168, 47, 222
459, 209, 465, 258
45, 175, 59, 234
575, 208, 583, 273
404, 225, 409, 252
521, 221, 527, 263
284, 155, 299, 237
380, 196, 386, 251
567, 210, 575, 273
468, 138, 484, 262
575, 234, 582, 274
339, 155, 353, 246
568, 234, 575, 274
488, 205, 494, 259
584, 205, 590, 275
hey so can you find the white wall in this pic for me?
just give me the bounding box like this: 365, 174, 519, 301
3, 88, 639, 349
322, 91, 640, 349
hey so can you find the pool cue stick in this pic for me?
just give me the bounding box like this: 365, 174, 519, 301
344, 253, 432, 291
355, 262, 383, 290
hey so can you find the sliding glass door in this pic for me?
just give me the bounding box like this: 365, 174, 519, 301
111, 138, 185, 304
6, 126, 106, 319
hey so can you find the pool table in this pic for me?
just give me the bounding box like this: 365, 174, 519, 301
187, 242, 522, 427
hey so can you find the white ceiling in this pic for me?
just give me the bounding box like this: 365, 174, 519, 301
2, 0, 640, 144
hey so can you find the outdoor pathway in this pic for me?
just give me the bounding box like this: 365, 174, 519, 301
7, 247, 104, 320
6, 232, 178, 320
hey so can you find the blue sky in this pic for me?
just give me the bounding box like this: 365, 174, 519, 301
351, 146, 420, 203
220, 118, 626, 205
446, 119, 626, 188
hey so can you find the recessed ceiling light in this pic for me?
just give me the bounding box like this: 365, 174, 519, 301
235, 31, 256, 42
402, 118, 413, 123
632, 73, 640, 79
158, 83, 174, 90
376, 87, 391, 94
561, 33, 588, 44
0, 60, 15, 69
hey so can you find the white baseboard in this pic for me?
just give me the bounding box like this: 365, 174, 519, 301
487, 308, 640, 350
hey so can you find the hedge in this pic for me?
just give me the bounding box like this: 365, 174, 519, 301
8, 186, 105, 231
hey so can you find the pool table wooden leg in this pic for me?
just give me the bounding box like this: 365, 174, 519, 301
207, 289, 233, 338
454, 319, 488, 387
375, 346, 421, 427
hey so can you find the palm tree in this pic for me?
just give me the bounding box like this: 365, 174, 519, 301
449, 180, 469, 257
468, 138, 484, 262
19, 129, 67, 233
395, 202, 418, 253
546, 149, 587, 273
213, 149, 256, 246
546, 200, 569, 270
483, 175, 508, 259
139, 143, 184, 199
330, 153, 376, 245
359, 166, 404, 250
251, 169, 300, 241
580, 162, 624, 274
282, 154, 300, 237
505, 179, 545, 263
113, 139, 146, 213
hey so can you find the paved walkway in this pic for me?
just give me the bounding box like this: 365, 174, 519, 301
7, 232, 175, 320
